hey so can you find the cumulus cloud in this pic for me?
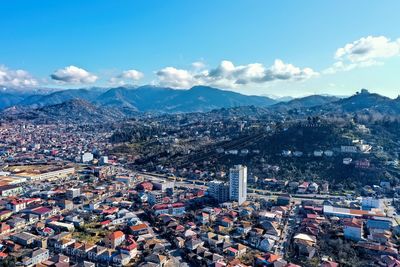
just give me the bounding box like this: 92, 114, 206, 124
325, 36, 400, 74
335, 36, 400, 62
0, 65, 38, 87
50, 65, 98, 84
156, 67, 195, 88
110, 69, 144, 85
156, 60, 318, 88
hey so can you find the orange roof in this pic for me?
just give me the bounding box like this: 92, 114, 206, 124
343, 218, 362, 228
109, 230, 124, 240
268, 254, 281, 262
130, 224, 147, 231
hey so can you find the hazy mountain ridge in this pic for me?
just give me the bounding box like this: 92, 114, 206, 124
271, 95, 340, 111
1, 99, 126, 123
0, 85, 277, 113
1, 87, 399, 120
309, 89, 400, 116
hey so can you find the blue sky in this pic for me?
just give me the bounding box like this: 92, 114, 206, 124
1, 1, 400, 97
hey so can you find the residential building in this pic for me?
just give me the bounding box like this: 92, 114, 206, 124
153, 180, 174, 192
362, 197, 384, 210
148, 191, 164, 205
0, 185, 23, 197
66, 188, 81, 199
229, 165, 247, 205
105, 231, 125, 248
208, 180, 229, 203
153, 203, 185, 216
82, 152, 94, 163
343, 218, 363, 241
22, 248, 49, 267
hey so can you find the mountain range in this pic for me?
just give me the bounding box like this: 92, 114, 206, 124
1, 86, 399, 123
0, 85, 276, 112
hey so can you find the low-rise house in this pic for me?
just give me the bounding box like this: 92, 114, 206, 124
145, 253, 168, 267
260, 221, 281, 236
87, 245, 107, 262
50, 233, 76, 252
217, 217, 234, 228
39, 254, 70, 266
236, 221, 252, 235
0, 222, 11, 235
112, 252, 131, 266
258, 238, 275, 252
77, 242, 96, 259
293, 233, 316, 259
226, 244, 247, 258
185, 238, 204, 251
343, 218, 363, 241
174, 236, 185, 248
308, 182, 319, 193
105, 230, 125, 248
11, 231, 39, 246
98, 249, 113, 263
298, 182, 309, 194
22, 248, 49, 266
66, 241, 84, 256
0, 209, 13, 221
7, 217, 26, 229
202, 232, 230, 248
368, 230, 391, 244
24, 213, 39, 225
356, 241, 399, 257
153, 202, 185, 216
258, 211, 280, 223
366, 217, 392, 230
196, 212, 210, 224
129, 223, 149, 235
0, 185, 23, 197
120, 241, 138, 258
24, 206, 59, 220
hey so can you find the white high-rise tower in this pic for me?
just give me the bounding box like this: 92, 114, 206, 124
229, 165, 247, 205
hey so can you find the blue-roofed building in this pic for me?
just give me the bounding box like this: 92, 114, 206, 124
366, 217, 393, 230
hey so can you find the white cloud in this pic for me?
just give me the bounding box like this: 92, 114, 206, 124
120, 69, 143, 80
156, 67, 195, 88
192, 61, 206, 70
335, 36, 400, 62
0, 65, 38, 87
110, 69, 144, 85
50, 65, 98, 84
326, 36, 400, 74
156, 60, 318, 88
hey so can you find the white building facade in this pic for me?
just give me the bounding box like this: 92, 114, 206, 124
229, 165, 247, 205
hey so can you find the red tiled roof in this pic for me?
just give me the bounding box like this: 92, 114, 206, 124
343, 218, 362, 228
108, 230, 124, 240
130, 223, 147, 231
0, 252, 8, 258
120, 241, 137, 250
31, 206, 52, 215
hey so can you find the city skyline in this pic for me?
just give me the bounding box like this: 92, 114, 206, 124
1, 1, 400, 97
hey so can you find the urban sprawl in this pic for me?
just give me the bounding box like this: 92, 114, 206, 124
1, 111, 400, 267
